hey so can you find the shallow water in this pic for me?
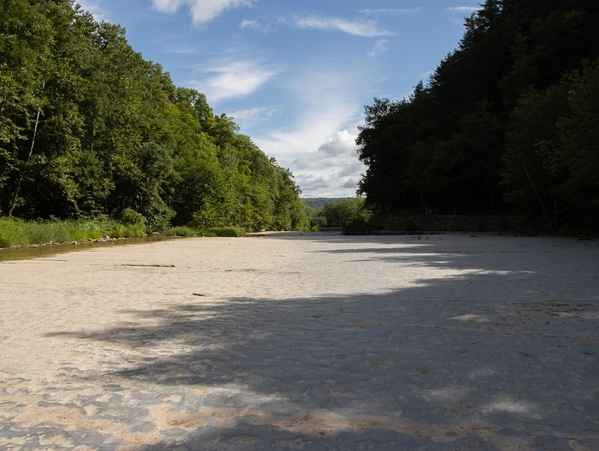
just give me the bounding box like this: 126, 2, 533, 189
0, 235, 177, 262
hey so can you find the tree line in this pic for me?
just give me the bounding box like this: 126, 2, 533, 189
0, 0, 308, 232
357, 0, 599, 233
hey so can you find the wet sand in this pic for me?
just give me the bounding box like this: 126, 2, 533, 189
1, 233, 598, 450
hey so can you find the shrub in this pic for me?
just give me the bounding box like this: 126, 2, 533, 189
342, 218, 370, 235
121, 208, 146, 227
165, 226, 199, 237
0, 217, 145, 247
321, 198, 372, 234
206, 227, 246, 237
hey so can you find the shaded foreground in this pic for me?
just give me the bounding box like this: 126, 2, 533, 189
1, 233, 598, 450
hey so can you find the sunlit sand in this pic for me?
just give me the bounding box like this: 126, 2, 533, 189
1, 233, 598, 450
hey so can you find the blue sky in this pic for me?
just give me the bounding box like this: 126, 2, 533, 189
76, 0, 481, 197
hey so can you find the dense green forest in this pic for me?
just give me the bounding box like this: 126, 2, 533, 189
0, 0, 309, 232
301, 198, 353, 210
357, 0, 599, 233
302, 197, 370, 231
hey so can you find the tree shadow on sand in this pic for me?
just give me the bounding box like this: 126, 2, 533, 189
45, 236, 599, 450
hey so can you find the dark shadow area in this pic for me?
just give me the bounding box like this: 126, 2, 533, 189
42, 238, 599, 450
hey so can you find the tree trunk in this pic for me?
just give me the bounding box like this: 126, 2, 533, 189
521, 162, 551, 227
8, 109, 41, 217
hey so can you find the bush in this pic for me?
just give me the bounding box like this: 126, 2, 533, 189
205, 227, 246, 237
121, 208, 146, 227
164, 226, 199, 237
322, 198, 372, 234
0, 217, 145, 247
342, 218, 371, 235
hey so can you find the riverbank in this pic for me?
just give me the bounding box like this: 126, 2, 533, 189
0, 235, 177, 262
1, 234, 598, 450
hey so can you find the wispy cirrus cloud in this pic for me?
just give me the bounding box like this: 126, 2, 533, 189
229, 107, 281, 129
240, 18, 261, 29
252, 64, 368, 197
163, 46, 198, 54
359, 8, 422, 15
153, 0, 254, 25
239, 17, 278, 34
446, 6, 480, 15
188, 60, 284, 104
369, 39, 389, 59
286, 14, 397, 37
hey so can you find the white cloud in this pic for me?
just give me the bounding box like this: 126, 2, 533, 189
368, 39, 389, 58
293, 130, 365, 195
229, 107, 280, 130
188, 60, 284, 104
318, 130, 357, 157
245, 63, 370, 197
254, 68, 361, 159
359, 8, 422, 15
293, 130, 358, 169
240, 18, 261, 29
295, 173, 338, 193
446, 6, 480, 15
153, 0, 254, 25
239, 17, 278, 34
338, 161, 365, 177
342, 177, 361, 189
288, 14, 397, 37
290, 138, 365, 196
168, 47, 198, 54
294, 172, 362, 197
75, 0, 107, 21
295, 129, 366, 195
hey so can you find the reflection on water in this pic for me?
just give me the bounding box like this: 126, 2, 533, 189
0, 236, 178, 262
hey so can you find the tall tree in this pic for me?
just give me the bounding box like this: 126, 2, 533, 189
356, 0, 599, 231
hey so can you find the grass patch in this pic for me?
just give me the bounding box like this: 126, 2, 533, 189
205, 227, 246, 237
164, 226, 200, 237
165, 226, 246, 237
0, 217, 145, 248
0, 217, 250, 248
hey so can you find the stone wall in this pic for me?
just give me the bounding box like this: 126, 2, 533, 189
370, 215, 521, 233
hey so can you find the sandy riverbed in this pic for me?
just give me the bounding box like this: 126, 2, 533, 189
1, 233, 598, 450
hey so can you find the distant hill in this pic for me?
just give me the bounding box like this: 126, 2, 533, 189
301, 198, 354, 210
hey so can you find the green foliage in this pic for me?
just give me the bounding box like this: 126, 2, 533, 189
554, 62, 599, 230
302, 198, 353, 209
0, 217, 143, 247
306, 209, 327, 231
205, 227, 246, 237
356, 0, 599, 233
308, 198, 374, 234
501, 84, 569, 229
163, 226, 246, 237
120, 208, 146, 227
106, 223, 145, 239
501, 61, 599, 232
164, 226, 199, 237
303, 198, 360, 231
0, 2, 307, 232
